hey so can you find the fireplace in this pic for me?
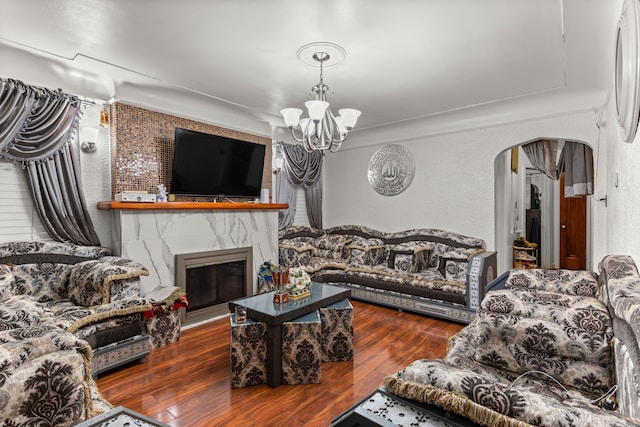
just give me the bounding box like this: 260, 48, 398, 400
176, 247, 253, 326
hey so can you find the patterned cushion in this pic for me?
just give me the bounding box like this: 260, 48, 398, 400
505, 269, 599, 297
387, 242, 432, 273
314, 234, 352, 253
68, 257, 149, 307
278, 242, 313, 267
474, 289, 614, 397
312, 235, 352, 260
346, 236, 386, 266
436, 251, 469, 283
10, 263, 72, 302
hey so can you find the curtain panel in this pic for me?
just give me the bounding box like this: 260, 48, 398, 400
558, 141, 594, 197
521, 139, 560, 180
277, 143, 323, 229
0, 78, 100, 246
521, 139, 594, 197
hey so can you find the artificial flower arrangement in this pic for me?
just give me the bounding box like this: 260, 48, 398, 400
285, 267, 312, 299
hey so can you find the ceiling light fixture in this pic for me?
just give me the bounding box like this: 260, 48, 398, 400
280, 42, 361, 153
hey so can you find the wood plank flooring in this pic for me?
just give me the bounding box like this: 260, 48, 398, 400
96, 300, 464, 427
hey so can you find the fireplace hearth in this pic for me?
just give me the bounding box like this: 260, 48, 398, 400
176, 247, 253, 326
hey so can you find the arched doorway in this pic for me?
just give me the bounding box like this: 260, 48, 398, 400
494, 139, 592, 274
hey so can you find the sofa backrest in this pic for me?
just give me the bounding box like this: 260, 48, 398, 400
0, 241, 111, 301
278, 226, 326, 240
324, 225, 485, 267
0, 241, 111, 265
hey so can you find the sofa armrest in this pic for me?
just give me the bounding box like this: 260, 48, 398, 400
0, 326, 95, 425
279, 241, 314, 267
466, 251, 497, 310
67, 257, 149, 307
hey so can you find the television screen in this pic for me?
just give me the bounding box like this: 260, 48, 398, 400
170, 128, 265, 198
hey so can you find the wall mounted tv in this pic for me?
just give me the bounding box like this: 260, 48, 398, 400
170, 128, 266, 198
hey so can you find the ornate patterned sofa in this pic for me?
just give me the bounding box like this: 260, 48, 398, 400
279, 225, 496, 323
0, 241, 185, 426
381, 255, 640, 426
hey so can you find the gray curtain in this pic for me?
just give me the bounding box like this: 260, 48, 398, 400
521, 139, 594, 198
0, 78, 100, 245
558, 141, 594, 197
277, 143, 323, 229
521, 139, 559, 180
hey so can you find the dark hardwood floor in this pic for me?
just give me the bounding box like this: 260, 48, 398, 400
97, 300, 464, 427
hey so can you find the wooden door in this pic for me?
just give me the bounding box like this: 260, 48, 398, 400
559, 174, 587, 270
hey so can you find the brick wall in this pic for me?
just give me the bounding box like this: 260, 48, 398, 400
110, 102, 272, 200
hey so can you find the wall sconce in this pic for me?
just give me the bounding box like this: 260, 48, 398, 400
99, 105, 110, 127
81, 127, 99, 153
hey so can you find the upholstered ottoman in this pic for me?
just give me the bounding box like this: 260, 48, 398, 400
281, 311, 322, 385
145, 309, 182, 349
319, 299, 354, 362
229, 315, 268, 388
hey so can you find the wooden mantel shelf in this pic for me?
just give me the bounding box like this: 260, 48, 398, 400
97, 201, 288, 211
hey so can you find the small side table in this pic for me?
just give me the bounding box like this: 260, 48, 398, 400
75, 406, 170, 427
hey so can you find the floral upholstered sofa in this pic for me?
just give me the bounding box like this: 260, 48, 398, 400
279, 225, 496, 323
0, 241, 185, 426
382, 255, 640, 426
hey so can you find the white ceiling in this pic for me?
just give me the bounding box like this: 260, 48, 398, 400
0, 0, 623, 138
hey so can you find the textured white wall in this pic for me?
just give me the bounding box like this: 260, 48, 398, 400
324, 108, 601, 272
77, 103, 113, 247
602, 94, 640, 264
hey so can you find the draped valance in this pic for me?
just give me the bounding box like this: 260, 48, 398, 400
277, 143, 323, 229
0, 78, 100, 246
0, 79, 81, 163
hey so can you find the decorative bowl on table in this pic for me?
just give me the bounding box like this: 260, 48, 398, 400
286, 267, 312, 299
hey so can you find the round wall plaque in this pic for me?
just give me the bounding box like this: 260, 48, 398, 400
367, 144, 415, 196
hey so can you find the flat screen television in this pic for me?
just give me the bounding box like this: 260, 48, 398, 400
170, 128, 265, 198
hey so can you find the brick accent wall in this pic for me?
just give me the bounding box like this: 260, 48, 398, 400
110, 103, 272, 200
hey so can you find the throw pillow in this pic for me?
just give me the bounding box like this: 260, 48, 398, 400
387, 243, 433, 273
68, 257, 149, 307
436, 250, 471, 282
315, 234, 352, 252
314, 235, 352, 260
347, 237, 386, 265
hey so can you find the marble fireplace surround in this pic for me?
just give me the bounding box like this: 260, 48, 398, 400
98, 202, 286, 300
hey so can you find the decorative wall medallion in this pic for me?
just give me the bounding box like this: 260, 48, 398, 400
615, 0, 640, 142
367, 144, 415, 196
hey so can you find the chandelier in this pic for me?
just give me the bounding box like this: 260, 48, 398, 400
280, 43, 361, 153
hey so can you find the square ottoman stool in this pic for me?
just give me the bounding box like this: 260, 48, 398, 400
319, 299, 354, 362
145, 309, 182, 349
230, 314, 267, 388
282, 310, 322, 385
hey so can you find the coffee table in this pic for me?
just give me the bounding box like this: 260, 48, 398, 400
229, 283, 350, 387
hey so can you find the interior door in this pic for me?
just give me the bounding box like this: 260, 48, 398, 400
559, 173, 587, 270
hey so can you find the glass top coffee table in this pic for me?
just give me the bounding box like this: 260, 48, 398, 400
229, 282, 350, 387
